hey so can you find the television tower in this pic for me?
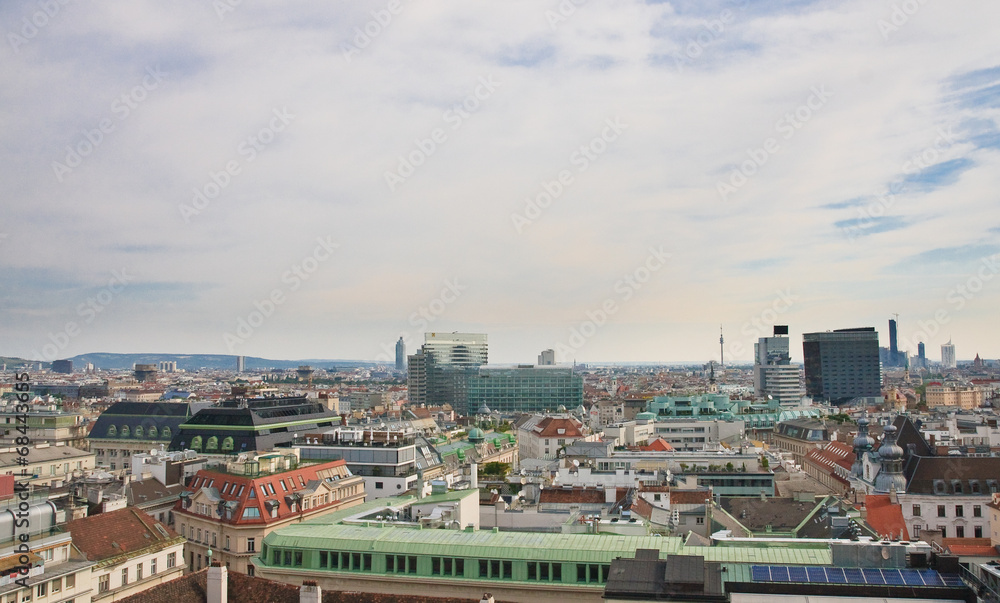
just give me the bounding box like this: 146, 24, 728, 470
719, 325, 725, 368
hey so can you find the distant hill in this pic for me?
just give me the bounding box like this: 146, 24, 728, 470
66, 353, 375, 371
0, 356, 39, 369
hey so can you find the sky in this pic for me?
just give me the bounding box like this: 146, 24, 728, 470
1, 0, 999, 366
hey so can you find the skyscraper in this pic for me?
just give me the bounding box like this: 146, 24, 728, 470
802, 327, 881, 405
236, 355, 246, 373
753, 325, 804, 406
917, 342, 926, 369
941, 339, 956, 368
406, 332, 488, 413
537, 349, 555, 366
395, 337, 406, 372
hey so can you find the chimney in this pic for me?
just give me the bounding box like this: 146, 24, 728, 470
300, 580, 322, 603
480, 594, 495, 603
471, 462, 478, 489
207, 562, 227, 603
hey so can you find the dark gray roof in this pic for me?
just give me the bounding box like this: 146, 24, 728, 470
89, 401, 210, 443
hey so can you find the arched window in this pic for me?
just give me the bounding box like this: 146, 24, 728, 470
190, 436, 202, 451
107, 425, 117, 437
121, 425, 130, 438
222, 437, 234, 452
148, 426, 158, 439
134, 426, 143, 438
161, 427, 171, 440
206, 436, 219, 451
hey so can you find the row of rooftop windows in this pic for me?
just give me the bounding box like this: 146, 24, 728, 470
263, 547, 610, 584
106, 425, 171, 439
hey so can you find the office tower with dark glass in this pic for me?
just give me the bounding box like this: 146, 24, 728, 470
917, 341, 926, 368
753, 325, 804, 406
395, 336, 406, 371
802, 327, 881, 405
406, 332, 488, 413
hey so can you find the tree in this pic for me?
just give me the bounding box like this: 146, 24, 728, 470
725, 462, 734, 472
480, 462, 511, 478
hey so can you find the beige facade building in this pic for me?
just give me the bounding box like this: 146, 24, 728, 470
925, 385, 983, 409
174, 454, 365, 575
0, 443, 95, 488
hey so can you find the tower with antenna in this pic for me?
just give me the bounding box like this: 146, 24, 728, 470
719, 325, 725, 368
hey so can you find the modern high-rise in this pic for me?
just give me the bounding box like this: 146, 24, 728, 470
395, 337, 406, 371
802, 327, 881, 405
406, 332, 488, 413
753, 326, 804, 406
236, 355, 246, 373
941, 339, 956, 368
916, 342, 926, 369
51, 359, 73, 374
537, 349, 555, 366
467, 365, 583, 414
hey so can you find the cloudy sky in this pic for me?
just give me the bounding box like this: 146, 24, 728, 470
2, 0, 999, 365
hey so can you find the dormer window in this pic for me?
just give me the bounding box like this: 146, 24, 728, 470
933, 479, 946, 494
952, 480, 963, 494
107, 425, 117, 437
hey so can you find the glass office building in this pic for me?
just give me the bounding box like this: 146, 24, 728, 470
466, 365, 583, 414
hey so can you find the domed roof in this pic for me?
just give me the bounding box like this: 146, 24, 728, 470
878, 424, 904, 460
557, 405, 567, 413
468, 427, 486, 443
575, 405, 587, 415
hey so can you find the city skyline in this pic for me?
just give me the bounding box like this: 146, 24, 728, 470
2, 1, 999, 364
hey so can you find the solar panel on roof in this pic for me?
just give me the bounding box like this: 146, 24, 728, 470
941, 574, 965, 587
825, 568, 847, 583
806, 567, 826, 582
883, 569, 905, 585
752, 566, 771, 582
901, 569, 924, 586
863, 568, 886, 584
788, 567, 809, 582
920, 570, 945, 586
771, 567, 790, 582
844, 568, 865, 584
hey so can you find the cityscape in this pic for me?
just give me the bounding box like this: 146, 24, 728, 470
3, 1, 1000, 603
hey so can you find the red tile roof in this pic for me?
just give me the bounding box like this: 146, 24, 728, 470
532, 417, 585, 438
670, 490, 712, 505
864, 494, 909, 540
66, 506, 181, 562
639, 438, 674, 452
941, 538, 999, 557
177, 459, 356, 526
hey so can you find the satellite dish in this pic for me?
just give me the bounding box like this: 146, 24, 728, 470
573, 460, 580, 467
150, 449, 157, 455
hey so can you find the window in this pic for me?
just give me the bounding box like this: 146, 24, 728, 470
242, 507, 261, 519
974, 505, 982, 517
375, 482, 384, 489
197, 528, 202, 542
122, 567, 129, 585
956, 505, 964, 517
279, 480, 288, 491
912, 504, 921, 516
51, 578, 61, 593
320, 552, 329, 568
409, 556, 418, 574
35, 583, 46, 598
151, 558, 157, 575
937, 505, 946, 517
913, 525, 920, 538
225, 536, 231, 550
136, 563, 143, 581
294, 551, 302, 567
386, 555, 395, 573
167, 552, 176, 568
696, 517, 705, 524
975, 526, 983, 538
284, 551, 292, 566
247, 538, 256, 552
66, 574, 75, 588
956, 526, 965, 538
938, 526, 947, 538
